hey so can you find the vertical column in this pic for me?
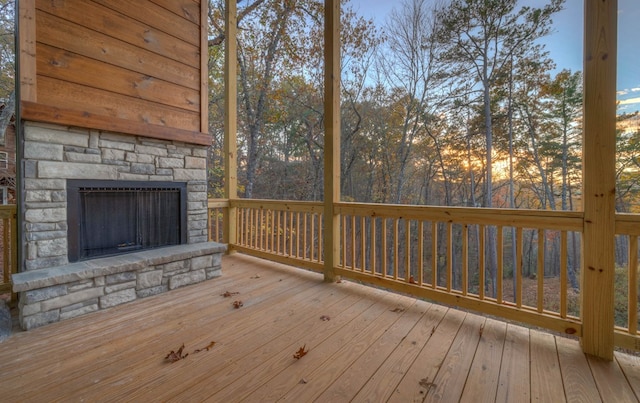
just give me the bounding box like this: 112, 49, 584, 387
200, 1, 209, 133
224, 0, 238, 249
323, 0, 340, 282
19, 0, 36, 103
581, 0, 617, 359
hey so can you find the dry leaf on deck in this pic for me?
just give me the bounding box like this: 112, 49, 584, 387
390, 307, 405, 313
221, 291, 239, 298
193, 341, 216, 354
419, 377, 436, 390
320, 315, 330, 321
165, 344, 189, 363
293, 345, 308, 359
233, 300, 243, 309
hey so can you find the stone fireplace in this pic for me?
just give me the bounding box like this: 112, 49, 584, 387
12, 122, 225, 330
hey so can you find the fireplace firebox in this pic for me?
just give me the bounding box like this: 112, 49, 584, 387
67, 180, 187, 262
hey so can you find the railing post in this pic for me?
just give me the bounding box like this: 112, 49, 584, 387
224, 0, 238, 251
323, 0, 340, 282
581, 0, 617, 359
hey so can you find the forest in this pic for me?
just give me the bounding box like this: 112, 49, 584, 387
205, 0, 639, 212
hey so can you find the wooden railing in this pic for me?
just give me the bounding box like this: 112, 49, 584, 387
208, 199, 228, 244
0, 205, 17, 301
208, 199, 640, 351
334, 203, 583, 336
230, 199, 324, 272
614, 213, 640, 351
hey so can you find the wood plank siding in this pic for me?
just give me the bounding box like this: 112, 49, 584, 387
19, 0, 209, 145
1, 254, 638, 402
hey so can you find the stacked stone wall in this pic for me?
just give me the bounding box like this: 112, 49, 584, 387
13, 243, 225, 330
22, 122, 209, 271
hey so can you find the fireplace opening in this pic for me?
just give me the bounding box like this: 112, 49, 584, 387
67, 180, 187, 262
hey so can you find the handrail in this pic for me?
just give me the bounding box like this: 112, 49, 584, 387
335, 202, 584, 231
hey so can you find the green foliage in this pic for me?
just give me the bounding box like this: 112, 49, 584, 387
0, 0, 15, 102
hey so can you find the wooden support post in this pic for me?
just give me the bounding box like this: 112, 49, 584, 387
18, 0, 36, 103
581, 0, 617, 360
224, 0, 238, 250
323, 0, 340, 282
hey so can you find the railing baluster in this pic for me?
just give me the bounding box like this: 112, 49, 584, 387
405, 220, 411, 281
310, 214, 318, 266
260, 208, 264, 250
497, 226, 503, 304
479, 224, 485, 300
629, 235, 638, 335
361, 216, 366, 272
462, 224, 468, 296
560, 231, 568, 318
288, 211, 293, 257
276, 210, 281, 254
237, 208, 242, 246
342, 215, 347, 268
371, 217, 376, 275
246, 208, 250, 246
382, 218, 388, 278
296, 212, 300, 259
418, 221, 424, 286
432, 221, 437, 289
393, 218, 399, 280
447, 222, 452, 293
303, 213, 308, 260
351, 215, 356, 269
537, 228, 544, 312
254, 208, 259, 249
296, 212, 301, 258
271, 209, 275, 252
516, 227, 523, 309
318, 213, 323, 263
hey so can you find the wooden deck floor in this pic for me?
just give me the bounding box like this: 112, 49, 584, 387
0, 254, 639, 402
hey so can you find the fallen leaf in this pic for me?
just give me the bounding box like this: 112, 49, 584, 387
299, 378, 308, 384
320, 315, 330, 321
221, 291, 239, 298
409, 275, 417, 284
430, 326, 436, 336
390, 307, 405, 313
165, 344, 189, 363
193, 341, 216, 354
233, 300, 243, 309
479, 323, 485, 337
250, 274, 261, 279
293, 345, 308, 359
419, 377, 436, 390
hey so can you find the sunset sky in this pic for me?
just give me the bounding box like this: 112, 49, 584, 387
350, 0, 640, 113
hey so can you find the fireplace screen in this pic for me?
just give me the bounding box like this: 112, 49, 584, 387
67, 180, 187, 262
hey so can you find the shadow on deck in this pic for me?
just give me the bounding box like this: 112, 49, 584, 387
0, 254, 638, 402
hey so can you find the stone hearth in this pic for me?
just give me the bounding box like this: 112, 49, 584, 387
14, 122, 224, 330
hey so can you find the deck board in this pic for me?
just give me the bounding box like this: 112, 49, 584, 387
425, 313, 485, 402
0, 254, 638, 402
495, 324, 531, 403
530, 330, 566, 402
459, 318, 507, 402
